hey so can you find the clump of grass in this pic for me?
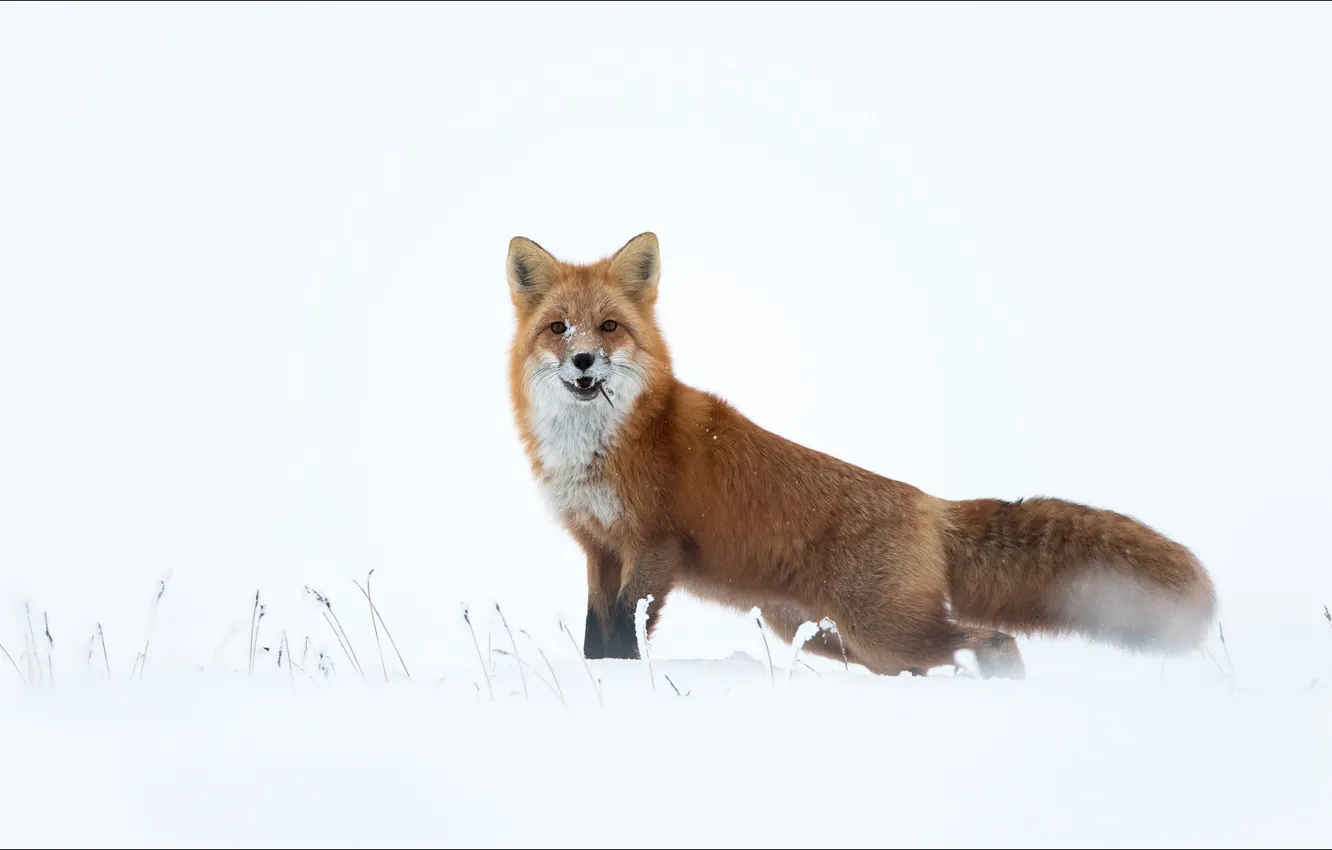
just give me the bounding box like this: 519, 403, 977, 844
305, 586, 363, 679
462, 605, 494, 702
276, 631, 321, 688
560, 617, 603, 707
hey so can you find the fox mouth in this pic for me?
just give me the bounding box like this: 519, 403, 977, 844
564, 377, 604, 402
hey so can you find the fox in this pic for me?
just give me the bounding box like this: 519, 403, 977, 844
505, 232, 1217, 678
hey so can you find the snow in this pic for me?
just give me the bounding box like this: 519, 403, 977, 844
635, 593, 656, 691
788, 618, 824, 677
3, 2, 1332, 847
3, 653, 1329, 848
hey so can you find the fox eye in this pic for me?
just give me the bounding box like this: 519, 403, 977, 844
550, 321, 567, 335
600, 320, 618, 333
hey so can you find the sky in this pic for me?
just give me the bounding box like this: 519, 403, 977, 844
1, 1, 1330, 685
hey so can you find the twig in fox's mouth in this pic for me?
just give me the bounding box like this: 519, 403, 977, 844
598, 384, 614, 408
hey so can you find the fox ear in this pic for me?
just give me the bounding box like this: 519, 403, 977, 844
507, 237, 558, 307
608, 232, 660, 301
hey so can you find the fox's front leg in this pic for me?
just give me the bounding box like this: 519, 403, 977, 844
604, 538, 682, 660
581, 541, 623, 660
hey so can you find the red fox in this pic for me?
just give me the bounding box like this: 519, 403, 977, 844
506, 232, 1217, 677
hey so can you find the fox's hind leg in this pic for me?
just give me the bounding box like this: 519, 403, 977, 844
951, 628, 1025, 679
834, 589, 1026, 680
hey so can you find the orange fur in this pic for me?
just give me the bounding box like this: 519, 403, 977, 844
506, 233, 1217, 677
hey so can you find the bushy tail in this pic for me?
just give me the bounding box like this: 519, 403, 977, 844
943, 496, 1216, 654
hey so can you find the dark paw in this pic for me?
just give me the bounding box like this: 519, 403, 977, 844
603, 595, 641, 660
583, 608, 607, 660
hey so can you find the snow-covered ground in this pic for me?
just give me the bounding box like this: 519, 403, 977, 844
4, 639, 1330, 848
4, 580, 1332, 847
3, 3, 1332, 847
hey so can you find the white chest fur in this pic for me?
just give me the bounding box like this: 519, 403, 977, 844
524, 355, 642, 528
540, 467, 622, 528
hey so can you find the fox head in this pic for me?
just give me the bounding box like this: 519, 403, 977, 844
506, 233, 672, 450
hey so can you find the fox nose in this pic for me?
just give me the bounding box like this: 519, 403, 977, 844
571, 352, 594, 372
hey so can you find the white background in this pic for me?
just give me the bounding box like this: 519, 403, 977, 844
2, 2, 1330, 684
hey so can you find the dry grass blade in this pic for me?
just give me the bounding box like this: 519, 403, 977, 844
1, 641, 24, 685
753, 611, 774, 684
281, 632, 295, 687
139, 577, 170, 683
463, 605, 494, 702
97, 623, 111, 682
1219, 622, 1237, 684
351, 571, 410, 679
663, 673, 691, 697
324, 600, 362, 677
520, 629, 563, 703
287, 654, 322, 688
25, 603, 39, 684
306, 587, 364, 679
43, 612, 54, 686
492, 648, 572, 714
248, 591, 260, 682
321, 610, 356, 674
495, 603, 528, 700
560, 618, 603, 707
317, 612, 348, 671
360, 571, 387, 682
